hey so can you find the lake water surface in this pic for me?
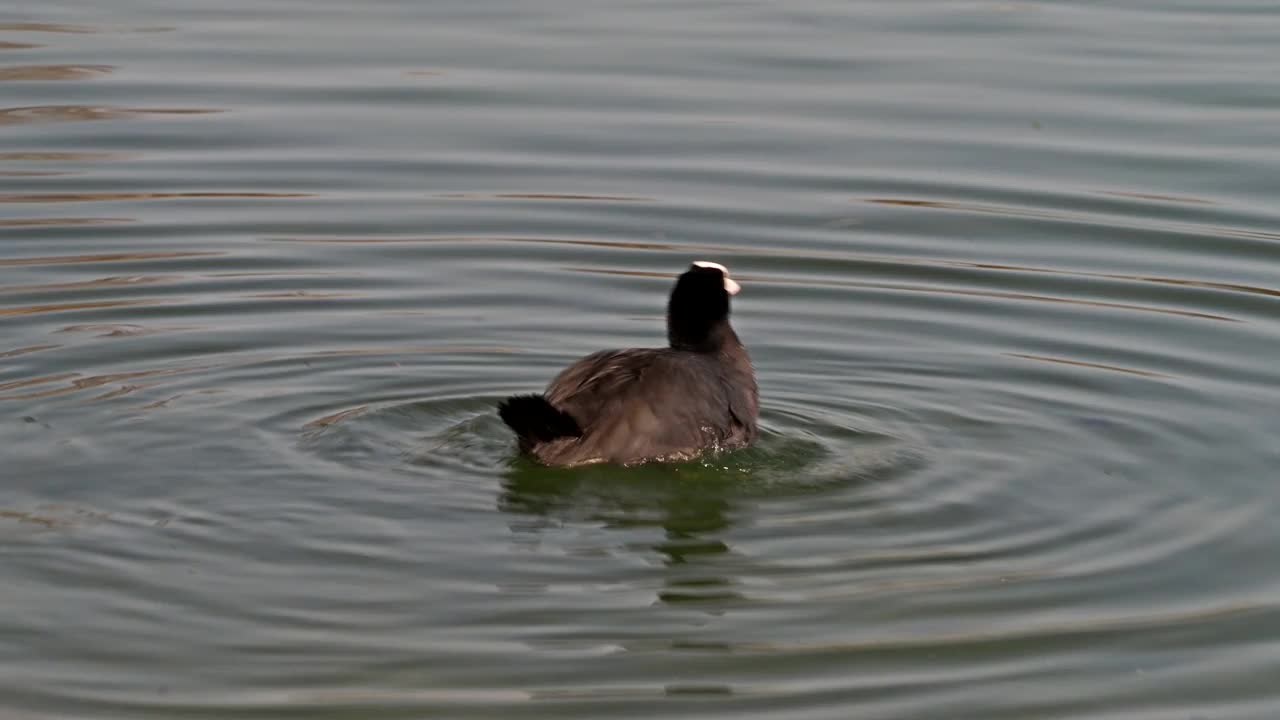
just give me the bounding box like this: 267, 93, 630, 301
3, 2, 1280, 718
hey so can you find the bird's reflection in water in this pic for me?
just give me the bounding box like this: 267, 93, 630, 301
498, 459, 746, 607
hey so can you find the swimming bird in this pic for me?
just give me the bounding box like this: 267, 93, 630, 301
499, 261, 758, 466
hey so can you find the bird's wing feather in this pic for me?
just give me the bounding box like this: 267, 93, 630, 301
544, 349, 736, 462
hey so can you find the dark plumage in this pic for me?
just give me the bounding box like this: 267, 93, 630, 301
499, 261, 758, 466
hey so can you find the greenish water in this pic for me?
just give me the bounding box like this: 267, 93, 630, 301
3, 2, 1279, 718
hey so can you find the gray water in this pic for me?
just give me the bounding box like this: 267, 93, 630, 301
3, 2, 1280, 718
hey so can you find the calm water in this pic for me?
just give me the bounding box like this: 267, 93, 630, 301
3, 2, 1280, 718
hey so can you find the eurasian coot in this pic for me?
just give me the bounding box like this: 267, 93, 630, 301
499, 261, 758, 466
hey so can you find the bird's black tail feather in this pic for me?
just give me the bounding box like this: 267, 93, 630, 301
498, 394, 582, 446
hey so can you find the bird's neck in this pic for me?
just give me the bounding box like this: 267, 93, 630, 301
668, 319, 738, 354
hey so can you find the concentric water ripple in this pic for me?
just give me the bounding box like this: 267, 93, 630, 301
3, 1, 1280, 718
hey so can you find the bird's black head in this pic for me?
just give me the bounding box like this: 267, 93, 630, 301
667, 261, 741, 352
